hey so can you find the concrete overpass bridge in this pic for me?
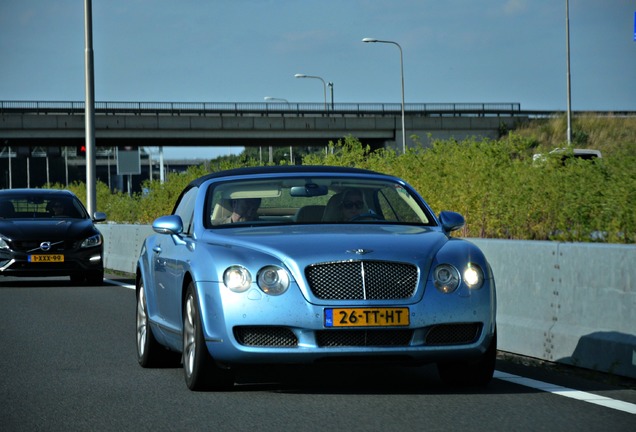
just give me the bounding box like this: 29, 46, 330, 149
1, 101, 527, 153
0, 100, 631, 191
0, 100, 553, 190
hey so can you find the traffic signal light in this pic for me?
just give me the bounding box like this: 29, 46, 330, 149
77, 145, 86, 157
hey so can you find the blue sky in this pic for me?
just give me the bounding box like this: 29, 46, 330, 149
1, 0, 634, 159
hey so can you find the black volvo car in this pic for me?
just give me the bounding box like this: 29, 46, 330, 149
0, 189, 106, 285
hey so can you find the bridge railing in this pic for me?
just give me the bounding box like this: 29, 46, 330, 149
0, 100, 523, 117
3, 101, 633, 118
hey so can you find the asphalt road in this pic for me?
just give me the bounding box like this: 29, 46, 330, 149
0, 275, 634, 432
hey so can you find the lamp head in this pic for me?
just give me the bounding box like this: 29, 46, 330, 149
362, 38, 378, 43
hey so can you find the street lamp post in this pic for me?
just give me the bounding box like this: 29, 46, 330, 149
263, 97, 290, 163
362, 37, 406, 154
84, 0, 97, 214
565, 0, 573, 145
294, 74, 328, 111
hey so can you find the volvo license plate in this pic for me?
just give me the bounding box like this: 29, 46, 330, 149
28, 254, 64, 263
324, 307, 409, 327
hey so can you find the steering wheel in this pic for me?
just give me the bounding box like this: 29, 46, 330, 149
350, 212, 384, 221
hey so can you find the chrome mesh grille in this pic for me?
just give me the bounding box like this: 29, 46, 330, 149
234, 326, 298, 347
12, 240, 73, 253
316, 330, 413, 347
305, 261, 418, 300
425, 323, 482, 345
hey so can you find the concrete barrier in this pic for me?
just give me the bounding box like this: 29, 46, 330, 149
100, 224, 154, 275
98, 224, 636, 379
471, 239, 636, 379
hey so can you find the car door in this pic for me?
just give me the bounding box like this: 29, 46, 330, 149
153, 186, 198, 330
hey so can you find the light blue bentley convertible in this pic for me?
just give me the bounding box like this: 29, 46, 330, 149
136, 165, 496, 390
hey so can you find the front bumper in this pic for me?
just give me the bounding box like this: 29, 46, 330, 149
0, 247, 103, 277
196, 279, 496, 365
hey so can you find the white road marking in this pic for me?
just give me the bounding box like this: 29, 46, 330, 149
105, 278, 135, 290
495, 371, 636, 415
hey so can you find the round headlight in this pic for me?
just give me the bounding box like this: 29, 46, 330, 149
257, 265, 290, 295
434, 264, 460, 293
463, 263, 484, 289
80, 234, 102, 248
223, 265, 252, 293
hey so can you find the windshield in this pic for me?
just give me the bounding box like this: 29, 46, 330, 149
0, 195, 88, 219
204, 176, 434, 228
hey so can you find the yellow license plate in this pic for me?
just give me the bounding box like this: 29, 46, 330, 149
325, 307, 410, 327
28, 254, 64, 263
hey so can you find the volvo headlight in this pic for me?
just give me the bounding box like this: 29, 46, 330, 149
257, 265, 290, 295
80, 234, 102, 248
433, 264, 460, 293
463, 263, 484, 289
0, 237, 9, 249
223, 265, 252, 293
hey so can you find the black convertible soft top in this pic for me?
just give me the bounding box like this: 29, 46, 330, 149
187, 165, 387, 188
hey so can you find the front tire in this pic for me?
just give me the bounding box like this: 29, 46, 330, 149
86, 269, 104, 286
70, 273, 84, 285
136, 279, 179, 367
69, 270, 103, 286
183, 282, 234, 391
437, 330, 497, 387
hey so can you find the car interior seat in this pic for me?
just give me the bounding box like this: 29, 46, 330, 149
210, 199, 233, 225
295, 205, 325, 223
321, 193, 343, 222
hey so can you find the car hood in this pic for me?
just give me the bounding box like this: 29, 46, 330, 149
205, 224, 449, 269
0, 219, 98, 241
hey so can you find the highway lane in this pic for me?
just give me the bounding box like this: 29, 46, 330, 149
0, 276, 634, 432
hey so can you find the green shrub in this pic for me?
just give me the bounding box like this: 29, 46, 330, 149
305, 130, 634, 243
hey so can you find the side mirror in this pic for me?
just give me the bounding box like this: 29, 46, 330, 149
439, 211, 465, 233
93, 212, 107, 222
152, 215, 184, 235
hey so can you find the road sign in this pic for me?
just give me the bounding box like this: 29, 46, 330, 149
116, 146, 141, 175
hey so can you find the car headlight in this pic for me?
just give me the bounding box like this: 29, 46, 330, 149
80, 234, 102, 248
0, 237, 9, 249
223, 265, 252, 293
463, 263, 484, 289
257, 265, 290, 295
433, 264, 460, 293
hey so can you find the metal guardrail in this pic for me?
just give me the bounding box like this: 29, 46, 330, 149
0, 100, 524, 116
3, 101, 633, 120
